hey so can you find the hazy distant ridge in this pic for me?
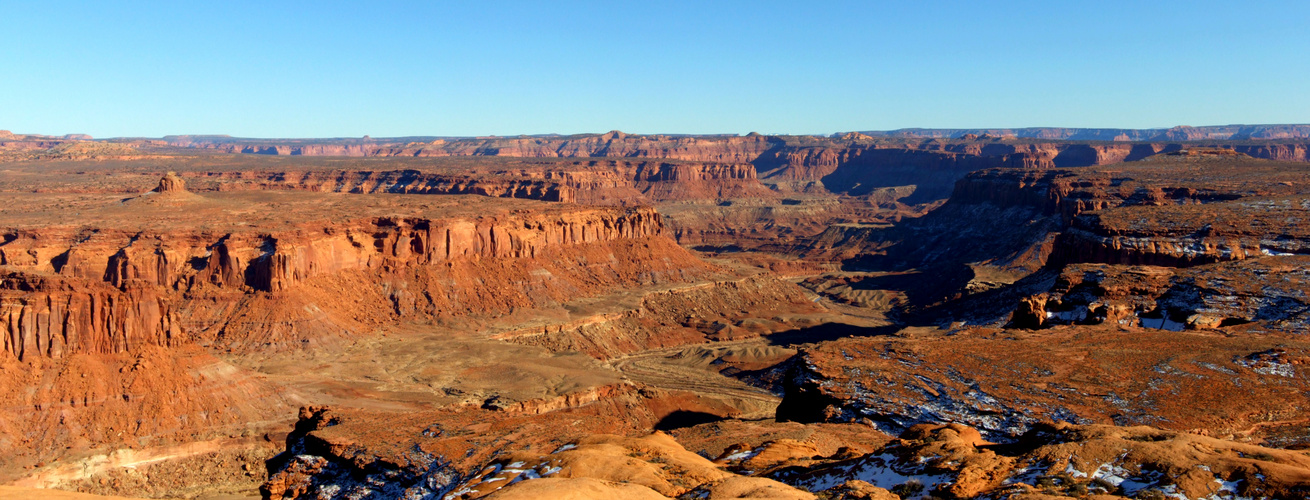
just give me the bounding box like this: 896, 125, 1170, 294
856, 124, 1310, 141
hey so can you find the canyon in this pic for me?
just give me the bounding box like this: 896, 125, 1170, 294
1, 129, 1309, 500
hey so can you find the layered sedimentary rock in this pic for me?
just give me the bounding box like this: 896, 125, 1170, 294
805, 155, 1310, 274
0, 196, 680, 360
857, 124, 1310, 140
187, 159, 769, 205
164, 131, 1310, 191
0, 181, 742, 483
0, 344, 296, 480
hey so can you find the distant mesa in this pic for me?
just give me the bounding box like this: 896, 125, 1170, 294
837, 132, 874, 141
1162, 147, 1250, 158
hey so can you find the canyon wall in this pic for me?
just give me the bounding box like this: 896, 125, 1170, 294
0, 207, 695, 360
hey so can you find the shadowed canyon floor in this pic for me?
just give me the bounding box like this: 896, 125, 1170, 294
2, 133, 1310, 499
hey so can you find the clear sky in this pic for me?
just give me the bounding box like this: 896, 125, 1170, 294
2, 1, 1307, 138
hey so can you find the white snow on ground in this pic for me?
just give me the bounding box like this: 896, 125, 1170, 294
1138, 314, 1186, 331
722, 447, 763, 462
443, 459, 566, 499
1054, 460, 1259, 500
1237, 353, 1297, 377
1089, 462, 1160, 495
1064, 461, 1088, 479
1002, 465, 1043, 486
790, 454, 952, 499
1046, 306, 1089, 322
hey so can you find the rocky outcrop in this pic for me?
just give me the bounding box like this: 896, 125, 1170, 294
152, 172, 187, 194
1013, 257, 1310, 333
777, 325, 1310, 445
262, 403, 1310, 499
261, 387, 753, 499
765, 422, 1310, 499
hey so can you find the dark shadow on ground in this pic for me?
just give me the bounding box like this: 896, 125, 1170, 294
764, 322, 901, 347
654, 410, 726, 431
838, 264, 977, 310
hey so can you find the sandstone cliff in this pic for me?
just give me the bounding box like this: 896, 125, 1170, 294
0, 201, 683, 360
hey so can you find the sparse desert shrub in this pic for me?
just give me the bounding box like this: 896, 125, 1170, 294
1067, 482, 1088, 496
891, 480, 925, 497
1090, 477, 1119, 494
1135, 488, 1168, 500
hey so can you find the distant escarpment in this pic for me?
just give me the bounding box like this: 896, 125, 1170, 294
161, 132, 1310, 214
821, 156, 1310, 271
185, 159, 770, 205
857, 124, 1310, 141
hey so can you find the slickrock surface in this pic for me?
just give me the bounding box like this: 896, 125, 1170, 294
759, 422, 1310, 499
778, 326, 1310, 444
259, 390, 751, 499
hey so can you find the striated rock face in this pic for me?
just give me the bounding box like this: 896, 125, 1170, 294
0, 201, 685, 361
0, 344, 297, 478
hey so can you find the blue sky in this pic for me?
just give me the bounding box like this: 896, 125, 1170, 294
2, 1, 1307, 137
